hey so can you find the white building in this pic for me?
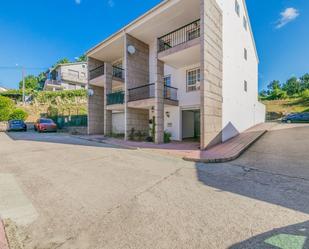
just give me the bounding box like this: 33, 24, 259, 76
86, 0, 265, 149
44, 62, 88, 91
0, 87, 7, 92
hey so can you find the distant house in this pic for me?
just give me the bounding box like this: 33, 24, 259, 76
44, 62, 88, 91
0, 86, 7, 92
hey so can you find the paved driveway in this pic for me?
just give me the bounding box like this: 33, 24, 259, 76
0, 125, 309, 249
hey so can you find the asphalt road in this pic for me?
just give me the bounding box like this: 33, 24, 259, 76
0, 124, 309, 249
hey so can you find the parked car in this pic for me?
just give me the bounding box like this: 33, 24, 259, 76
8, 120, 27, 132
34, 118, 57, 132
282, 113, 309, 123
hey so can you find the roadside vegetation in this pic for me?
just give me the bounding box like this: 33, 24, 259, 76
0, 96, 28, 121
260, 74, 309, 119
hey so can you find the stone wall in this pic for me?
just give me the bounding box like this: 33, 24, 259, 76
88, 85, 105, 134
124, 34, 150, 139
200, 0, 223, 149
0, 122, 8, 132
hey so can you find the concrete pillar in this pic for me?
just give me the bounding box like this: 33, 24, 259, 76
200, 0, 223, 149
88, 85, 105, 135
124, 33, 150, 140
153, 40, 164, 144
104, 63, 113, 135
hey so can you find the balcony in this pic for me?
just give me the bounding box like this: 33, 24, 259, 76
112, 66, 124, 80
128, 83, 178, 103
89, 65, 105, 80
107, 91, 125, 105
158, 20, 200, 53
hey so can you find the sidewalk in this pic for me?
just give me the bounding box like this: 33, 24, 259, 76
77, 123, 274, 162
184, 123, 274, 163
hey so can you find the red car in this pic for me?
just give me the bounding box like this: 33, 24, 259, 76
34, 118, 57, 133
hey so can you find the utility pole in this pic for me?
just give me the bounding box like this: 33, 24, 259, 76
22, 67, 26, 105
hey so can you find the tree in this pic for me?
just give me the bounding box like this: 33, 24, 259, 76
18, 75, 39, 91
282, 77, 301, 96
76, 55, 87, 62
267, 80, 281, 94
300, 73, 309, 91
0, 96, 14, 121
52, 58, 70, 68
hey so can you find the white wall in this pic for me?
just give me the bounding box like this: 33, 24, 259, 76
112, 112, 125, 134
164, 106, 181, 140
216, 0, 265, 141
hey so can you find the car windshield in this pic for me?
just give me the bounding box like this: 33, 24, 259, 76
40, 119, 53, 124
11, 120, 22, 124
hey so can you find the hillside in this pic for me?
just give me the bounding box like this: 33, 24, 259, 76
262, 98, 309, 120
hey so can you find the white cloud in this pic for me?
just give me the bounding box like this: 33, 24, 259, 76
276, 7, 299, 29
75, 0, 81, 5
108, 0, 115, 7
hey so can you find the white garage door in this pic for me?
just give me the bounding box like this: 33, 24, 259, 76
112, 112, 125, 134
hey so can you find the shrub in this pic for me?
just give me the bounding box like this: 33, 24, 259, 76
164, 132, 172, 143
268, 89, 288, 100
9, 108, 28, 121
35, 89, 87, 103
301, 89, 309, 100
0, 96, 14, 121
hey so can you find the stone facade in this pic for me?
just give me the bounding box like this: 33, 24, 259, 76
104, 63, 113, 135
200, 0, 223, 149
153, 39, 165, 144
124, 34, 150, 139
88, 85, 105, 134
0, 122, 8, 132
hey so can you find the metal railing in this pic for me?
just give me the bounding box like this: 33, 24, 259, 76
164, 85, 178, 101
128, 83, 178, 102
107, 91, 125, 105
112, 66, 125, 80
89, 65, 105, 80
158, 19, 201, 53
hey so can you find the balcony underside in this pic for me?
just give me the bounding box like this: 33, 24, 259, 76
128, 98, 179, 109
89, 76, 124, 90
158, 40, 200, 69
106, 103, 125, 111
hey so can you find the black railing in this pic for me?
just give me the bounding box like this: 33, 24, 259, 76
113, 66, 124, 80
107, 91, 125, 105
89, 65, 104, 80
128, 83, 178, 102
164, 85, 178, 101
158, 19, 201, 53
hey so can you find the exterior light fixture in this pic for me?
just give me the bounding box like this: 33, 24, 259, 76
127, 45, 136, 55
88, 89, 94, 97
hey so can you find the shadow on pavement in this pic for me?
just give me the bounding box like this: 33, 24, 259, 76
4, 131, 124, 150
196, 125, 309, 215
229, 221, 309, 249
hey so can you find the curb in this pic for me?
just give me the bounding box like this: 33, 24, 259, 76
0, 219, 9, 249
183, 130, 267, 163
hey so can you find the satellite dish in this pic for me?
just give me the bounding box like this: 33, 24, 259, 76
88, 89, 94, 97
127, 45, 136, 55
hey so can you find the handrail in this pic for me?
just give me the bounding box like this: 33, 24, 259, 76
89, 64, 104, 72
158, 19, 201, 53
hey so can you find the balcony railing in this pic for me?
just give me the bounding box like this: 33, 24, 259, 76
89, 65, 105, 80
158, 19, 201, 53
128, 83, 178, 102
112, 66, 125, 80
107, 91, 125, 105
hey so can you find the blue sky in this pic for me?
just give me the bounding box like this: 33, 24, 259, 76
0, 0, 308, 91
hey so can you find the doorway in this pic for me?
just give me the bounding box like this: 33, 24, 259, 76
182, 109, 200, 141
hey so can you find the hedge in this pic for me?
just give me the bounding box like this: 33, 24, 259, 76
34, 89, 87, 103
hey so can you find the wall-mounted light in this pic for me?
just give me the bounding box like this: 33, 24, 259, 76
88, 89, 94, 97
127, 45, 136, 55
165, 111, 170, 118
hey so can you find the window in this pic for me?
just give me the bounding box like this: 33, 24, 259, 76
187, 68, 200, 92
243, 16, 248, 30
235, 0, 240, 16
244, 48, 248, 60
244, 80, 248, 92
164, 75, 171, 86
